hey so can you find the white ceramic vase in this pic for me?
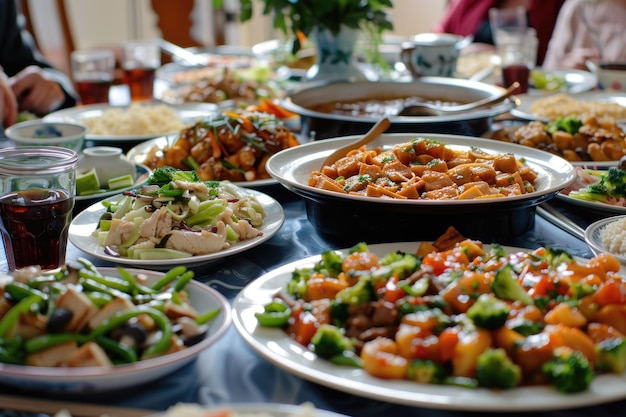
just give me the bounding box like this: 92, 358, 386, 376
306, 25, 367, 82
79, 146, 135, 188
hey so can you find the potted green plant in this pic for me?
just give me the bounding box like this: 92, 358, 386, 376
214, 0, 394, 81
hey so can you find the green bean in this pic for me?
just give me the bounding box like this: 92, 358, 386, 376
116, 265, 155, 295
88, 306, 172, 358
24, 333, 88, 354
3, 282, 47, 303
173, 270, 195, 293
76, 257, 100, 274
79, 269, 133, 293
79, 277, 132, 300
151, 265, 187, 291
95, 335, 138, 363
195, 307, 221, 325
0, 294, 43, 338
86, 291, 114, 307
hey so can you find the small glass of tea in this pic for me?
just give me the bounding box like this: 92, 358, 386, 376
0, 147, 78, 271
71, 49, 115, 105
122, 40, 161, 101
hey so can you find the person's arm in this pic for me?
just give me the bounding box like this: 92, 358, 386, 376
0, 67, 18, 127
0, 0, 77, 115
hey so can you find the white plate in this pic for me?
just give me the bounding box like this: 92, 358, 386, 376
267, 133, 576, 207
43, 102, 218, 142
232, 242, 626, 412
149, 403, 347, 417
511, 91, 626, 122
0, 267, 231, 393
75, 163, 151, 203
529, 69, 598, 95
68, 188, 285, 269
126, 136, 277, 188
557, 190, 626, 213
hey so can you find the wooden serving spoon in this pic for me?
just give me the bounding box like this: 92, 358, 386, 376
320, 117, 391, 167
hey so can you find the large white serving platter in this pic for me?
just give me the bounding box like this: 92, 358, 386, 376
69, 188, 285, 269
232, 242, 626, 412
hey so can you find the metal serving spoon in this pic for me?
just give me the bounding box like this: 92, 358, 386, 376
321, 117, 391, 167
397, 81, 520, 117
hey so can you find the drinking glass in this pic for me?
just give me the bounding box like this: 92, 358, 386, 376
0, 147, 78, 271
489, 7, 534, 93
122, 40, 161, 101
71, 49, 115, 105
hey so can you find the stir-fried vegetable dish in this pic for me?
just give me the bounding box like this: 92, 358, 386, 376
141, 111, 299, 182
0, 260, 221, 367
256, 227, 626, 393
96, 167, 266, 260
309, 137, 538, 200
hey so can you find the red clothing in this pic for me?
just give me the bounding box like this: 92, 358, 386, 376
433, 0, 565, 64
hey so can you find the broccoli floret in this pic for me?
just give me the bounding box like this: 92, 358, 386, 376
286, 268, 312, 299
335, 277, 375, 305
466, 293, 510, 329
147, 167, 201, 186
475, 348, 522, 389
309, 324, 354, 359
542, 347, 594, 393
316, 249, 344, 277
330, 300, 350, 327
595, 337, 626, 374
380, 251, 420, 279
543, 247, 574, 268
547, 115, 583, 135
506, 316, 544, 336
349, 242, 369, 253
569, 168, 626, 203
407, 359, 447, 384
491, 264, 533, 305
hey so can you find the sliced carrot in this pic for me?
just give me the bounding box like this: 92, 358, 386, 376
207, 130, 221, 159
224, 111, 255, 133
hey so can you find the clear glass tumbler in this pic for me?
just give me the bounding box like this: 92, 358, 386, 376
0, 146, 78, 271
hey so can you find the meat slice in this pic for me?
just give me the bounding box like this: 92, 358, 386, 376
165, 222, 227, 255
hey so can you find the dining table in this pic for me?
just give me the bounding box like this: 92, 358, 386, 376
0, 157, 624, 417
2, 76, 626, 416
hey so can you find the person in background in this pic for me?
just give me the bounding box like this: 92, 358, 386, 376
0, 0, 78, 127
433, 0, 565, 65
542, 0, 626, 71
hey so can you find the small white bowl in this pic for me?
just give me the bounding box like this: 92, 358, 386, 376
586, 60, 626, 92
5, 120, 87, 152
584, 215, 626, 264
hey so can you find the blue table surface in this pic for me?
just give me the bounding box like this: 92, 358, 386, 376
0, 164, 624, 417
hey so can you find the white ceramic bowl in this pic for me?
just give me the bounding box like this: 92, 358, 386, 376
584, 215, 626, 264
5, 120, 87, 152
587, 61, 626, 92
0, 267, 231, 393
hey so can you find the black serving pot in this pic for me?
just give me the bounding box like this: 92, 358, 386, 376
266, 133, 576, 246
281, 78, 517, 140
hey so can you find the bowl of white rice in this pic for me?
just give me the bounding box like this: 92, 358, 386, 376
584, 215, 626, 264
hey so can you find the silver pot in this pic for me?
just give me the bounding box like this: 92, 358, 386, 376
281, 77, 516, 140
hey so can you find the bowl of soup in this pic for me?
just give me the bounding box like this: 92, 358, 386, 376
280, 78, 517, 140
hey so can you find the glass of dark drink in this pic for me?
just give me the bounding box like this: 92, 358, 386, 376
0, 147, 78, 271
122, 40, 161, 101
71, 49, 115, 105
